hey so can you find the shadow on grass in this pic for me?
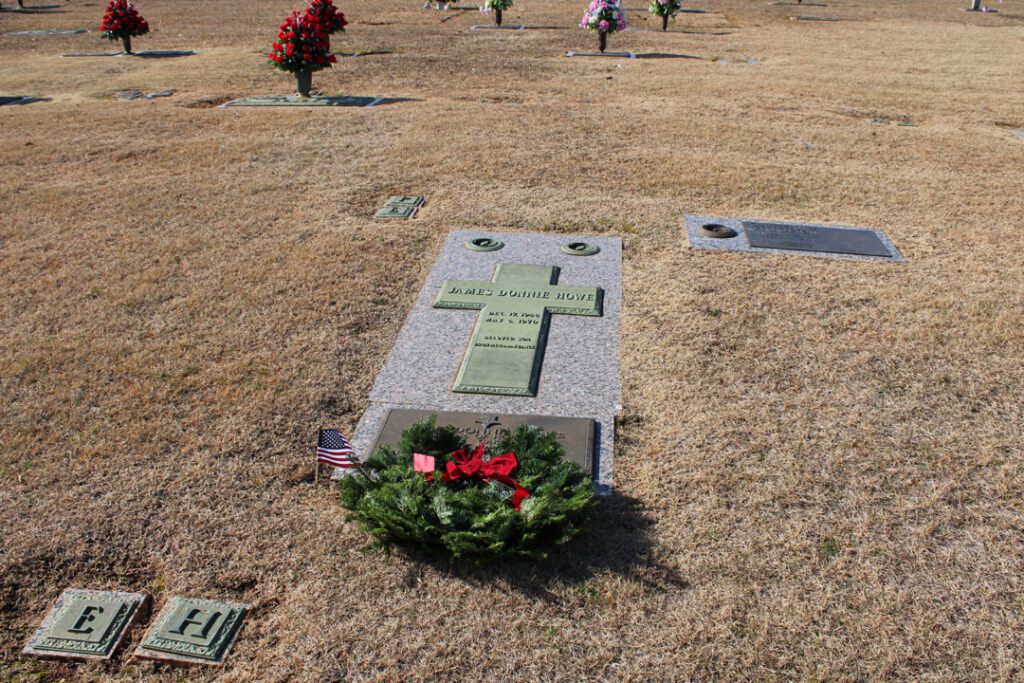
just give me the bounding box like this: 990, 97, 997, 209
396, 492, 687, 599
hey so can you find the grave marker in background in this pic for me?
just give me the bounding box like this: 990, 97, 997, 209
685, 214, 903, 262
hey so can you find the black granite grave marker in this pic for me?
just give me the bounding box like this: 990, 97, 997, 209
742, 221, 892, 258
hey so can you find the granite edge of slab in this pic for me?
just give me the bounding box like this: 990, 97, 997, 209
684, 214, 905, 263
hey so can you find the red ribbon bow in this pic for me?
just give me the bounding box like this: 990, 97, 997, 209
442, 443, 531, 510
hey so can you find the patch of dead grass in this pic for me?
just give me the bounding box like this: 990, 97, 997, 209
1, 0, 1023, 680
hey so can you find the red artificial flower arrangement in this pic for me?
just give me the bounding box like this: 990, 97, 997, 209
305, 0, 347, 35
100, 0, 149, 54
267, 10, 337, 74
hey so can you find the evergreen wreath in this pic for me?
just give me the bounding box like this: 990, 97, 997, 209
339, 417, 596, 561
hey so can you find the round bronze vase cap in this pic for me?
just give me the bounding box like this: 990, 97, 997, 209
465, 237, 504, 252
698, 223, 738, 239
560, 241, 600, 256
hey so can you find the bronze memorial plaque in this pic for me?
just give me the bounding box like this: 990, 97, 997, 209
370, 408, 596, 476
134, 596, 249, 665
22, 589, 149, 660
432, 263, 603, 396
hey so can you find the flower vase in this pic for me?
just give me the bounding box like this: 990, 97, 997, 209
295, 68, 313, 98
495, 8, 502, 25
122, 36, 132, 54
662, 14, 668, 30
598, 30, 606, 53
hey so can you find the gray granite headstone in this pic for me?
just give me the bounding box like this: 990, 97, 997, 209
339, 230, 622, 491
685, 215, 903, 262
23, 589, 149, 660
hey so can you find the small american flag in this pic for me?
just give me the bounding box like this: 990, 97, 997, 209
317, 429, 357, 468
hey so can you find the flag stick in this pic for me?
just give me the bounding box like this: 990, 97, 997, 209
315, 427, 321, 486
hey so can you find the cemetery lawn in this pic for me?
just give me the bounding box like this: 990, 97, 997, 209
2, 0, 1023, 680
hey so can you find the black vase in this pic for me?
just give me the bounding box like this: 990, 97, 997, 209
294, 68, 313, 97
122, 35, 132, 54
598, 30, 606, 52
662, 14, 668, 30
496, 8, 502, 25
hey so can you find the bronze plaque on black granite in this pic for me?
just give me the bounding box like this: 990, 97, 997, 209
742, 221, 892, 257
371, 409, 595, 476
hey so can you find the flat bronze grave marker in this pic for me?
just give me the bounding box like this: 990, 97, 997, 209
371, 408, 596, 475
23, 589, 149, 660
135, 596, 249, 665
742, 220, 892, 257
384, 195, 425, 208
433, 263, 602, 396
375, 204, 417, 219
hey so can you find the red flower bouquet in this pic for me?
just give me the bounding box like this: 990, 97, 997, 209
100, 0, 149, 54
305, 0, 347, 35
267, 10, 337, 96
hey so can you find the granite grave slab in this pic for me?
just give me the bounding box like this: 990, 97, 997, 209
0, 96, 33, 106
220, 95, 381, 107
61, 51, 123, 57
135, 596, 248, 665
471, 24, 526, 29
133, 50, 195, 58
685, 215, 903, 262
23, 589, 149, 660
370, 408, 596, 475
7, 28, 86, 34
332, 50, 393, 56
341, 231, 622, 490
566, 51, 636, 58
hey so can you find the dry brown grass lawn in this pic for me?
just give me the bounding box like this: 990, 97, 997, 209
2, 0, 1023, 680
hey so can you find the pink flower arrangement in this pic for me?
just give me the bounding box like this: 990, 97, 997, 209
580, 0, 626, 33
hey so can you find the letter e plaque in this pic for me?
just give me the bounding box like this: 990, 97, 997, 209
23, 589, 149, 660
134, 596, 249, 665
